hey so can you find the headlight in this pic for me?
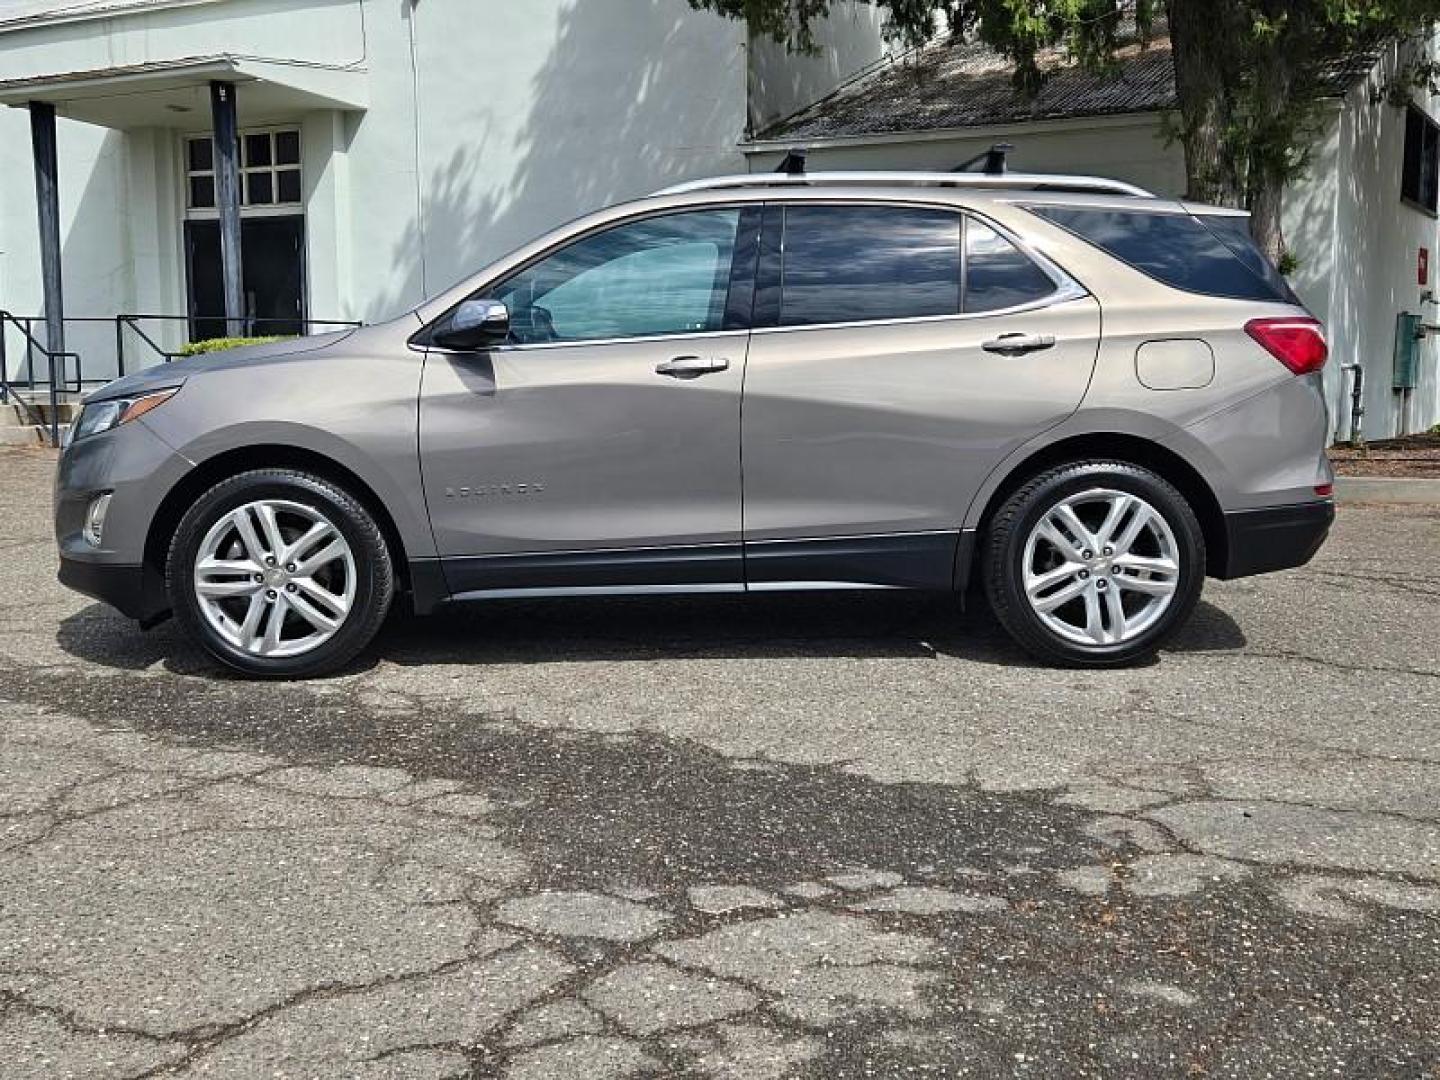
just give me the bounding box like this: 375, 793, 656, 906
71, 388, 179, 442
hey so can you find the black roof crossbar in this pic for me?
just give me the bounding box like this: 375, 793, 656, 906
954, 143, 1015, 175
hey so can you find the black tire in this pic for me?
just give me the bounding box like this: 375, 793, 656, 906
167, 469, 394, 677
982, 461, 1205, 667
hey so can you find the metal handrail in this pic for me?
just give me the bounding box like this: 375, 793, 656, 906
0, 311, 81, 446
0, 366, 47, 435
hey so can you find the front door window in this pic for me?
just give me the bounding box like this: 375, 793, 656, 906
483, 210, 741, 344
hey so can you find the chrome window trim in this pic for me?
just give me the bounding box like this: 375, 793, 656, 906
462, 327, 751, 355
414, 195, 1090, 353
747, 292, 1088, 337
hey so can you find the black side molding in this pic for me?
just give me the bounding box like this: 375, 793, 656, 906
441, 544, 744, 599
1217, 500, 1334, 580
745, 531, 960, 591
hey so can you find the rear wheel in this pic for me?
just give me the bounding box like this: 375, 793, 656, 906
167, 470, 393, 677
982, 461, 1205, 667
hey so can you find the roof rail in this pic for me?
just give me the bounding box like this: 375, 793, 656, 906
653, 171, 1154, 199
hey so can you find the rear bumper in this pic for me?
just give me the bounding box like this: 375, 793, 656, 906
1217, 500, 1334, 580
58, 556, 170, 624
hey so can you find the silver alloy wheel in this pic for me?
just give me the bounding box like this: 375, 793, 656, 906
192, 499, 356, 658
1021, 488, 1180, 647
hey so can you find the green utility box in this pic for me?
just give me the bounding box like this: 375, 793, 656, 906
1394, 312, 1422, 390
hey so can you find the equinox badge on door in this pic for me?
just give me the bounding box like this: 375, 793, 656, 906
444, 482, 546, 498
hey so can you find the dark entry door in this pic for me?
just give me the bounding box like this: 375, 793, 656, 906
186, 216, 306, 341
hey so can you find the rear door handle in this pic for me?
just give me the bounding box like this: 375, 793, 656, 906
982, 333, 1056, 356
656, 355, 730, 379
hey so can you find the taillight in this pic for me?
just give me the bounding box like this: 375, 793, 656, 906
1245, 317, 1328, 375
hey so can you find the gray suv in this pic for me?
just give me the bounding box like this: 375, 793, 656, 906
55, 171, 1335, 676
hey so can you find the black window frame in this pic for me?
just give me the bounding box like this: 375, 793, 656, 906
1402, 103, 1440, 217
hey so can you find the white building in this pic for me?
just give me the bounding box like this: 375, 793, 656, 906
1, 0, 1436, 442
0, 0, 883, 384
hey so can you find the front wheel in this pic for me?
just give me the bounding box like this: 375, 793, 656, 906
982, 461, 1205, 667
167, 469, 394, 677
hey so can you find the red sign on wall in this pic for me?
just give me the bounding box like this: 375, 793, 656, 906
1421, 247, 1430, 287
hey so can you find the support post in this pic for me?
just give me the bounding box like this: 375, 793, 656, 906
209, 81, 244, 337
28, 101, 63, 431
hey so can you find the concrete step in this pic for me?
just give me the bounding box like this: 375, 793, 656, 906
0, 424, 48, 447
4, 396, 80, 425
0, 398, 66, 446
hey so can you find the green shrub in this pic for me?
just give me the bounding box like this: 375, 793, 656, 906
179, 335, 289, 357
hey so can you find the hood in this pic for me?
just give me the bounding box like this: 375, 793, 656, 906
85, 327, 359, 403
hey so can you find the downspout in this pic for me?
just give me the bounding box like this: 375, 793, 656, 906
405, 0, 427, 298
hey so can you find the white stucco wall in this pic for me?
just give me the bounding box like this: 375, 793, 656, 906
747, 0, 887, 135
349, 0, 752, 320
0, 110, 131, 385
745, 114, 1188, 199
1323, 39, 1440, 440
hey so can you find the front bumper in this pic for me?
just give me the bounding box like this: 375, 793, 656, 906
58, 556, 170, 623
1217, 500, 1335, 579
54, 416, 192, 624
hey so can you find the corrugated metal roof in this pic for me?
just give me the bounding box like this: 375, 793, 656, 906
759, 27, 1378, 143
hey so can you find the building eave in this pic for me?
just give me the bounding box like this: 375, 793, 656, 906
0, 0, 224, 35
742, 109, 1170, 153
0, 53, 368, 126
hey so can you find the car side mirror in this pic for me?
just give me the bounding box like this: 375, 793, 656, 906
432, 299, 510, 351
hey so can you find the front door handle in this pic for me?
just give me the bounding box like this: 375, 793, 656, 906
656, 355, 730, 379
982, 333, 1056, 356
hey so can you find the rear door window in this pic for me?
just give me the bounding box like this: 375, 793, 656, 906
964, 219, 1060, 312
778, 205, 961, 327
1029, 206, 1292, 302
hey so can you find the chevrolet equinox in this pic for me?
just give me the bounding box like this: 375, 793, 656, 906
55, 171, 1335, 676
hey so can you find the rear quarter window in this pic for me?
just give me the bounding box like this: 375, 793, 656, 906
1029, 206, 1294, 303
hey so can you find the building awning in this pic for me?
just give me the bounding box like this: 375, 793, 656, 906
0, 54, 367, 128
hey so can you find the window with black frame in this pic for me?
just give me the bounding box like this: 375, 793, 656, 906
1402, 104, 1440, 214
485, 210, 741, 344
777, 205, 962, 326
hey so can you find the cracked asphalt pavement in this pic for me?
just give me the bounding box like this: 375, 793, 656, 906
1, 446, 1438, 1078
